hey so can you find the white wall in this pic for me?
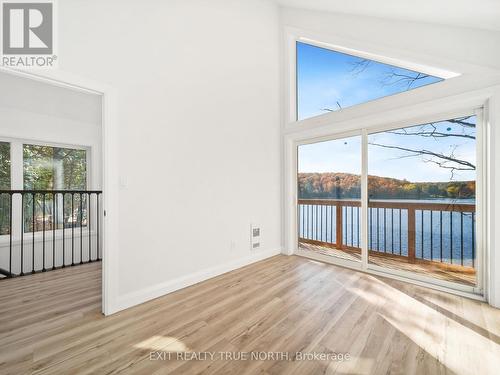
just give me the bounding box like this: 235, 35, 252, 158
45, 0, 282, 311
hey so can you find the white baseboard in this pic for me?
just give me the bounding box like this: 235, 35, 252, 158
108, 248, 282, 315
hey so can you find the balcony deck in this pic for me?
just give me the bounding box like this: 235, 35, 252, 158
299, 241, 476, 286
298, 198, 477, 288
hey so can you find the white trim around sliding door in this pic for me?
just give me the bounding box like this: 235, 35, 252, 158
288, 105, 488, 301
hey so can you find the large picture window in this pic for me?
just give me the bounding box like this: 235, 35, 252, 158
23, 144, 87, 190
23, 144, 88, 233
296, 41, 443, 121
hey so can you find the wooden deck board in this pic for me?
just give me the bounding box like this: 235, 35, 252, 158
1, 256, 499, 374
299, 242, 476, 286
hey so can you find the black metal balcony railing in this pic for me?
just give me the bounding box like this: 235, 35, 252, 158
298, 199, 476, 269
0, 190, 102, 279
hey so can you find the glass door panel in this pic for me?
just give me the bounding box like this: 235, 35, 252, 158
367, 115, 478, 287
297, 135, 362, 263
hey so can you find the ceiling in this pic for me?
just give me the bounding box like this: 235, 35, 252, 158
0, 71, 102, 125
274, 0, 500, 32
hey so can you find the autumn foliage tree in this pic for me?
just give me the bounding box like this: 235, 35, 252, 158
298, 172, 475, 200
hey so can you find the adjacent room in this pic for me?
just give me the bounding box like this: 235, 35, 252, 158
0, 0, 500, 374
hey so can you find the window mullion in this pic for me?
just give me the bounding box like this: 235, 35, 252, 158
10, 141, 23, 240
10, 141, 23, 190
361, 129, 369, 270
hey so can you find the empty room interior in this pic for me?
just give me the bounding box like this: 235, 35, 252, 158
1, 0, 500, 374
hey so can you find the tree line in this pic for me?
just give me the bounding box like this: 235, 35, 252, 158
298, 172, 475, 200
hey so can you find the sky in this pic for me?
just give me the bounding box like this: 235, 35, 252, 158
298, 118, 477, 183
296, 42, 476, 183
296, 42, 443, 120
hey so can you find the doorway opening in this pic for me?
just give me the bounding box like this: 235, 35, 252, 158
0, 70, 105, 313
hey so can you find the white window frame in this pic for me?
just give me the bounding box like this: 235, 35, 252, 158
288, 105, 487, 300
364, 108, 485, 295
18, 138, 91, 189
284, 28, 463, 128
0, 136, 92, 243
291, 38, 458, 124
282, 28, 499, 304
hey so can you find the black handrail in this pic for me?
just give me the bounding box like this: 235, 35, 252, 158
0, 190, 103, 194
0, 190, 103, 279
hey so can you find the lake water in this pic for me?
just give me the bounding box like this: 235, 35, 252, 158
298, 199, 476, 268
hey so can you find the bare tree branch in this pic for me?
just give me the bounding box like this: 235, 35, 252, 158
381, 71, 430, 90
447, 117, 476, 128
369, 142, 476, 170
421, 157, 474, 180
386, 115, 475, 141
349, 59, 372, 76
321, 101, 342, 112
387, 129, 475, 140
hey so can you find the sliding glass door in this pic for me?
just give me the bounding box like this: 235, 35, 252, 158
296, 112, 482, 292
367, 115, 478, 287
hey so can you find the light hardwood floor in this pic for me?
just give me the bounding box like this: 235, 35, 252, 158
1, 255, 499, 374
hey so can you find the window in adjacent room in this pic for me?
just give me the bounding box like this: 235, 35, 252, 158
23, 144, 87, 232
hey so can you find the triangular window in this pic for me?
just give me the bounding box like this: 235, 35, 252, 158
296, 41, 444, 121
